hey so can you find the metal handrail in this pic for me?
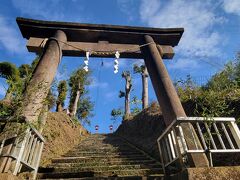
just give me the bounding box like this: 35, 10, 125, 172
157, 117, 240, 174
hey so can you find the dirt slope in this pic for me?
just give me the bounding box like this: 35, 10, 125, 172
40, 112, 89, 167
115, 102, 165, 161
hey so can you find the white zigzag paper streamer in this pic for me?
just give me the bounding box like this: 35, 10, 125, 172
84, 51, 90, 72
114, 51, 120, 74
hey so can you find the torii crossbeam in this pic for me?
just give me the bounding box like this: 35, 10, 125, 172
17, 17, 182, 59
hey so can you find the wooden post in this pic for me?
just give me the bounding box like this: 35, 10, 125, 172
21, 30, 67, 123
141, 35, 209, 167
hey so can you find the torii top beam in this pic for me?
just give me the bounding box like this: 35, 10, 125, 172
16, 17, 184, 59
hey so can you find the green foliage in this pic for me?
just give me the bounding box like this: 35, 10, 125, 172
31, 56, 40, 71
131, 96, 141, 115
175, 74, 198, 102
18, 64, 31, 78
56, 80, 67, 107
131, 107, 141, 115
0, 77, 24, 119
205, 62, 237, 91
0, 56, 45, 121
111, 108, 123, 122
76, 97, 94, 125
0, 62, 20, 81
0, 102, 13, 117
176, 52, 240, 121
46, 89, 56, 109
119, 90, 125, 98
194, 90, 233, 118
133, 64, 145, 74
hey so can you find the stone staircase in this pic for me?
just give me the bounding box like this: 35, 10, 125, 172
37, 134, 164, 179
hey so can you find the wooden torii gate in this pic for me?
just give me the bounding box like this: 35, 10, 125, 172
17, 17, 185, 126
12, 17, 210, 175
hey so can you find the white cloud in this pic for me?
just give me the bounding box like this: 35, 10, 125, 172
88, 76, 109, 89
167, 58, 199, 70
140, 0, 161, 22
117, 0, 137, 21
11, 0, 85, 22
140, 0, 225, 58
0, 16, 25, 54
11, 0, 65, 21
222, 0, 240, 16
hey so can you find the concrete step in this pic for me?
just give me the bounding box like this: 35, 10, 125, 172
38, 134, 163, 179
64, 151, 144, 157
37, 171, 94, 179
49, 159, 158, 167
45, 163, 161, 171
38, 175, 164, 180
38, 176, 164, 180
40, 165, 163, 173
74, 143, 131, 147
52, 156, 152, 164
72, 147, 135, 152
66, 149, 141, 154
61, 155, 148, 160
38, 168, 163, 179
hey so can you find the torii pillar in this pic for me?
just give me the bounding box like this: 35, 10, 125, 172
20, 30, 67, 123
141, 35, 209, 168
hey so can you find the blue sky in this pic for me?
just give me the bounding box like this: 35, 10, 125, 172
0, 0, 239, 133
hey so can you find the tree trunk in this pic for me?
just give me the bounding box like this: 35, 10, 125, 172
56, 103, 63, 112
142, 67, 148, 109
125, 92, 130, 117
19, 30, 67, 123
71, 82, 81, 118
125, 76, 131, 118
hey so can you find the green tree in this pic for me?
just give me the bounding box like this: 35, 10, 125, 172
56, 80, 67, 112
205, 62, 236, 92
133, 64, 148, 109
175, 74, 198, 102
18, 64, 31, 78
0, 62, 20, 101
111, 108, 123, 123
120, 71, 132, 118
69, 67, 91, 117
76, 96, 94, 125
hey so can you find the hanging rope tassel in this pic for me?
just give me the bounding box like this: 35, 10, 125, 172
84, 51, 90, 72
114, 51, 120, 74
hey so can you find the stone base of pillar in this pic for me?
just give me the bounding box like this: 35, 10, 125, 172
167, 166, 240, 180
